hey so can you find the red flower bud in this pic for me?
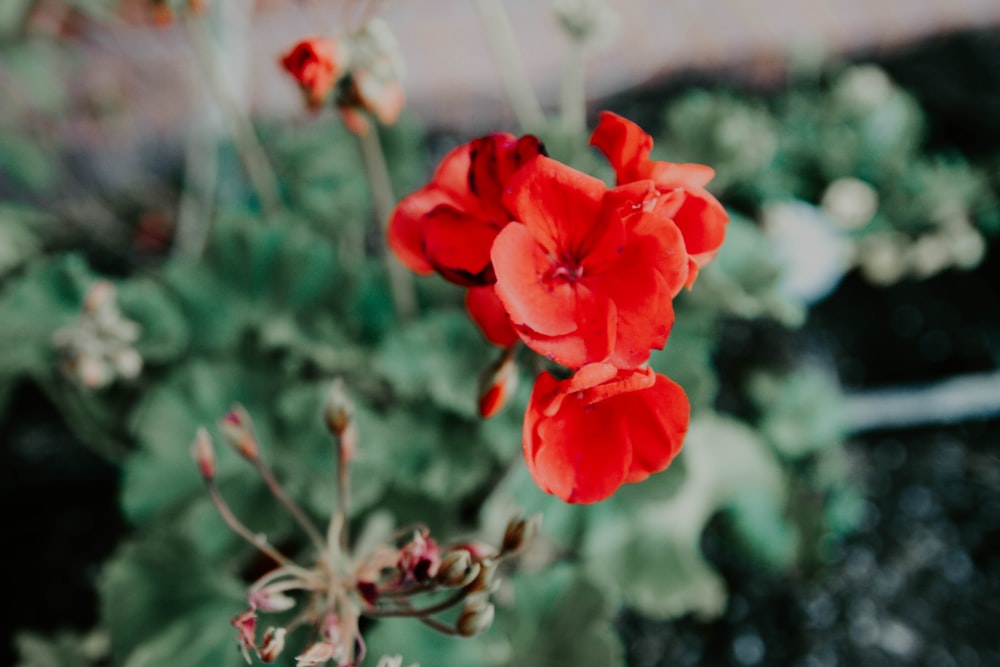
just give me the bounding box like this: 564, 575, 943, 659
218, 405, 259, 461
191, 427, 216, 480
477, 346, 518, 419
280, 37, 345, 110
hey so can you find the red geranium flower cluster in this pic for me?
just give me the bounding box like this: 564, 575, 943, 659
389, 112, 728, 503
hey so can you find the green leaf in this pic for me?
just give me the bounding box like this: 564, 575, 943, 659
117, 278, 190, 364
0, 204, 49, 278
99, 533, 243, 667
14, 631, 96, 667
505, 565, 624, 667
581, 413, 788, 620
375, 309, 488, 418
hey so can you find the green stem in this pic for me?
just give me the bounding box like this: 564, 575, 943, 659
183, 11, 283, 221
356, 126, 417, 320
560, 37, 587, 136
473, 0, 546, 132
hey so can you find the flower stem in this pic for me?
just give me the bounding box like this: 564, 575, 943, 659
253, 459, 328, 555
356, 125, 417, 320
206, 482, 314, 578
419, 616, 460, 636
559, 37, 587, 136
473, 0, 546, 132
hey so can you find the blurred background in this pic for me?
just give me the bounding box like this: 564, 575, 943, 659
2, 1, 999, 666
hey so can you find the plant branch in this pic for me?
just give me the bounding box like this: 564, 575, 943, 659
356, 125, 417, 320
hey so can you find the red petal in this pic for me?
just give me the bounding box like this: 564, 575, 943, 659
671, 187, 729, 261
622, 373, 689, 483
523, 368, 690, 503
466, 286, 519, 347
648, 161, 716, 189
589, 111, 654, 183
501, 156, 606, 259
421, 205, 499, 285
525, 373, 631, 503
386, 187, 449, 274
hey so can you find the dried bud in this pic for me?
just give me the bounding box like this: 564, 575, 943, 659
436, 549, 479, 587
477, 347, 518, 419
259, 627, 287, 663
324, 377, 355, 436
456, 599, 495, 637
398, 530, 441, 583
191, 427, 216, 480
230, 608, 257, 664
218, 405, 260, 461
295, 641, 338, 666
501, 514, 541, 556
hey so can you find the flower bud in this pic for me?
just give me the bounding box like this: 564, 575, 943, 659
280, 37, 347, 110
250, 585, 296, 613
323, 378, 355, 436
466, 557, 499, 594
230, 608, 257, 664
191, 427, 216, 480
456, 599, 495, 637
398, 530, 441, 583
218, 405, 259, 461
259, 627, 286, 663
501, 513, 541, 556
436, 549, 479, 588
477, 347, 518, 419
295, 641, 338, 666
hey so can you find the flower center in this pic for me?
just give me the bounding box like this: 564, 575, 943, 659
546, 252, 584, 285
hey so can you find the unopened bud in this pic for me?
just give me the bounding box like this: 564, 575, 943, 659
477, 347, 518, 419
191, 427, 216, 480
218, 405, 260, 461
259, 627, 286, 663
436, 549, 479, 587
466, 557, 499, 594
295, 641, 338, 666
501, 513, 541, 556
456, 599, 495, 637
324, 378, 355, 434
250, 585, 296, 613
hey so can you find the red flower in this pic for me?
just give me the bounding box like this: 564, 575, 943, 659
492, 155, 688, 369
280, 38, 344, 110
523, 363, 689, 503
590, 111, 728, 287
388, 133, 544, 286
388, 133, 543, 344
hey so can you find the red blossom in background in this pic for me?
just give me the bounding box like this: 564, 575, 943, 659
493, 155, 688, 369
590, 111, 729, 287
280, 37, 345, 110
523, 363, 689, 503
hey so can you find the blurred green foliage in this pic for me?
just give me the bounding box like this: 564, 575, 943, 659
10, 42, 997, 667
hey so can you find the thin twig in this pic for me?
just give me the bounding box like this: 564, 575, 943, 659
254, 459, 328, 554
356, 125, 417, 320
207, 483, 315, 578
